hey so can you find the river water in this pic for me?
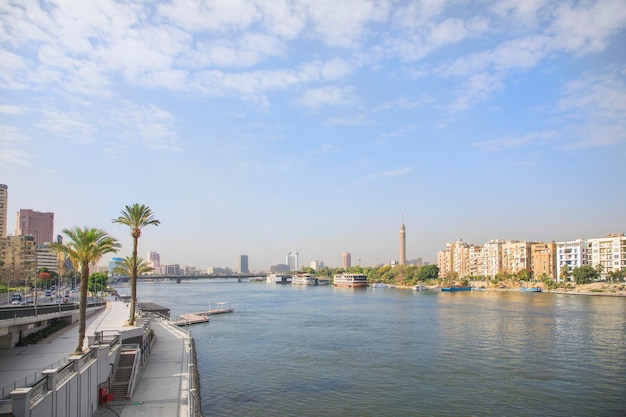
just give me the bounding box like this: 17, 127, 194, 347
135, 281, 626, 416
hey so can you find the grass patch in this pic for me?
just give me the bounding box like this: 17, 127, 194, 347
17, 320, 70, 346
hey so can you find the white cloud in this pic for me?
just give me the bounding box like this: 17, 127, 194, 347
297, 86, 356, 109
559, 67, 626, 148
473, 130, 559, 152
362, 167, 413, 182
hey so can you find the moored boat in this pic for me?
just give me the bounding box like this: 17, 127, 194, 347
267, 274, 292, 284
521, 287, 543, 292
441, 285, 472, 292
333, 273, 368, 288
292, 274, 318, 286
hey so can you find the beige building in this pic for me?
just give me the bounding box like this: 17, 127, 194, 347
15, 209, 54, 244
501, 240, 532, 275
530, 242, 557, 280
0, 235, 36, 287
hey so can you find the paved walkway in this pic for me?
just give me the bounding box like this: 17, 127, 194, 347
95, 318, 191, 417
1, 300, 193, 417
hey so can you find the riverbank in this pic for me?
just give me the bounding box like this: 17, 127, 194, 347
397, 281, 626, 296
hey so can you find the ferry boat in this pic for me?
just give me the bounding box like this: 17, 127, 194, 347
267, 274, 292, 284
292, 274, 318, 286
333, 273, 368, 288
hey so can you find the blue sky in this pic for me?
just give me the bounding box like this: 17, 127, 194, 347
1, 0, 625, 271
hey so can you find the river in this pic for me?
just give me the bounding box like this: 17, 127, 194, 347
135, 281, 626, 416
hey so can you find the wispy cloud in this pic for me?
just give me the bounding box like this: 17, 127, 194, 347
361, 167, 412, 182
473, 130, 559, 152
375, 125, 416, 145
0, 125, 30, 166
297, 85, 357, 109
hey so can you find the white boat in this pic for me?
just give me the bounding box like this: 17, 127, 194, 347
333, 273, 368, 288
267, 274, 292, 284
292, 274, 318, 285
371, 283, 388, 288
412, 285, 427, 291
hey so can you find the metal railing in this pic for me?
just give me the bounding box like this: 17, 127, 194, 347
1, 357, 68, 399
0, 302, 105, 321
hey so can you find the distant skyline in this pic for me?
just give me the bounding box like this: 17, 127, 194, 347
2, 1, 625, 270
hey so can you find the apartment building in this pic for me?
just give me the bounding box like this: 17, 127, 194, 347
587, 234, 626, 280
530, 242, 557, 280
556, 239, 588, 281
501, 240, 532, 275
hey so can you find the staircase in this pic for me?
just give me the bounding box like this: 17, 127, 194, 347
111, 348, 138, 401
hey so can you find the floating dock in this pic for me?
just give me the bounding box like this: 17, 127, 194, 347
198, 301, 234, 315
173, 302, 234, 326
174, 313, 209, 326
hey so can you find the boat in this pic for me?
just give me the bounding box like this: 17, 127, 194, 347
333, 273, 368, 288
317, 278, 331, 286
441, 285, 472, 292
522, 287, 543, 292
292, 274, 318, 286
267, 274, 292, 284
412, 285, 427, 291
371, 283, 388, 288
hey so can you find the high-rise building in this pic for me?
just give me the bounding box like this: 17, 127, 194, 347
238, 254, 249, 274
109, 257, 124, 276
310, 259, 324, 270
399, 216, 406, 265
531, 242, 557, 280
342, 252, 351, 269
15, 209, 54, 244
0, 184, 7, 238
147, 251, 160, 268
286, 252, 299, 271
586, 233, 626, 280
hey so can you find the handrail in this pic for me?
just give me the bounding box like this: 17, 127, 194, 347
121, 344, 141, 399
0, 357, 68, 399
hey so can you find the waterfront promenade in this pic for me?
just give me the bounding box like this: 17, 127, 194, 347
0, 300, 194, 417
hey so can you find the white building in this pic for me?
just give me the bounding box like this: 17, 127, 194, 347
286, 252, 299, 271
586, 234, 626, 280
310, 259, 324, 271
556, 239, 588, 281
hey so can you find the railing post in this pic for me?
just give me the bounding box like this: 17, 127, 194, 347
42, 369, 57, 417
10, 387, 32, 417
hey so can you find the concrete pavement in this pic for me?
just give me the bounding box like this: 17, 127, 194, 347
1, 299, 196, 416
95, 318, 192, 417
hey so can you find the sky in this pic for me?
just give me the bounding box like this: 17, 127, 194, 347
1, 0, 626, 271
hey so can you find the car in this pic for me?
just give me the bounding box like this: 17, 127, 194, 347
11, 300, 20, 305
45, 290, 52, 296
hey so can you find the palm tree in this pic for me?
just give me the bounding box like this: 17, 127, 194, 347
50, 227, 120, 354
112, 204, 160, 325
112, 256, 153, 278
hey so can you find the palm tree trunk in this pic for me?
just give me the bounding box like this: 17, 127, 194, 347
129, 235, 138, 325
75, 264, 89, 354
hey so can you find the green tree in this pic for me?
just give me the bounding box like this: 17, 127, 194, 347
417, 264, 440, 281
112, 256, 153, 278
113, 204, 160, 326
50, 227, 120, 354
571, 265, 598, 285
89, 272, 108, 297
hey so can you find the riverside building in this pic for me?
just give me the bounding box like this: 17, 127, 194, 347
438, 233, 626, 282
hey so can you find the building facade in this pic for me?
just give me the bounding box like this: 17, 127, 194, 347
530, 242, 557, 280
15, 209, 54, 244
501, 240, 532, 275
586, 234, 626, 280
0, 184, 7, 239
0, 235, 36, 286
342, 252, 351, 269
556, 239, 588, 281
238, 254, 249, 274
286, 252, 299, 272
